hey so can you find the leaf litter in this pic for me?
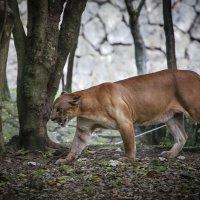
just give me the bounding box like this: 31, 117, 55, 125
0, 146, 200, 200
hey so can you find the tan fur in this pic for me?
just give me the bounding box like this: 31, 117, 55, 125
51, 69, 200, 164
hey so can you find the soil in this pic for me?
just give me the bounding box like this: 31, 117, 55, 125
0, 145, 200, 200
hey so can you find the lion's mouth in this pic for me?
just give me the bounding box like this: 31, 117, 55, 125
58, 119, 66, 127
56, 116, 72, 127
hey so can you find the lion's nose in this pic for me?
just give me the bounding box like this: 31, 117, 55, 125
51, 117, 56, 122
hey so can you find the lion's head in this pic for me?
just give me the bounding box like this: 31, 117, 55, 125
51, 92, 81, 126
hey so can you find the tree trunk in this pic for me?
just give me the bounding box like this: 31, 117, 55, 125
65, 26, 80, 93
47, 0, 87, 101
0, 0, 6, 153
0, 0, 13, 152
10, 0, 87, 150
163, 0, 177, 69
3, 73, 11, 101
65, 45, 76, 93
125, 0, 147, 75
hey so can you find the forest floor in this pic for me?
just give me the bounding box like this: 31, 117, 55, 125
0, 145, 200, 200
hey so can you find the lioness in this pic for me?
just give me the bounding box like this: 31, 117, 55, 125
51, 69, 200, 164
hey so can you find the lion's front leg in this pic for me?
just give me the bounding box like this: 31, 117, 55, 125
56, 127, 91, 165
119, 121, 136, 161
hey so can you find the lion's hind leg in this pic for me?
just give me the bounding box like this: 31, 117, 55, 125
188, 108, 200, 124
161, 116, 187, 159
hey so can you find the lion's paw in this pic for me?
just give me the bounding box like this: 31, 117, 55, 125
55, 158, 70, 165
160, 150, 177, 159
118, 156, 135, 163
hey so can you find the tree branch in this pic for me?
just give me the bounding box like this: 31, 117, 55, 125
137, 0, 145, 19
125, 0, 147, 75
48, 0, 87, 101
0, 0, 7, 41
163, 0, 177, 69
125, 0, 145, 22
8, 0, 26, 82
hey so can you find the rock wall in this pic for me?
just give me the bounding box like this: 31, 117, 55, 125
7, 0, 200, 90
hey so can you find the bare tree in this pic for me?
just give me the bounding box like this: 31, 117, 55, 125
8, 0, 87, 150
125, 0, 147, 75
163, 0, 177, 69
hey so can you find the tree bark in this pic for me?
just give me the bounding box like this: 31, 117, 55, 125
3, 73, 10, 101
125, 0, 147, 75
0, 0, 6, 152
0, 0, 13, 152
47, 0, 87, 101
65, 46, 76, 93
163, 0, 177, 69
65, 26, 80, 93
9, 0, 87, 150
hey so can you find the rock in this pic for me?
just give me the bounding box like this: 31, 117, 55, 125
110, 0, 126, 10
73, 73, 92, 90
182, 0, 197, 6
78, 158, 89, 162
147, 3, 163, 25
147, 49, 167, 72
187, 41, 200, 61
86, 2, 99, 17
159, 157, 167, 161
92, 45, 137, 85
115, 148, 122, 152
96, 0, 107, 2
75, 55, 94, 75
172, 0, 179, 5
110, 45, 137, 79
48, 131, 63, 143
146, 0, 161, 12
172, 3, 196, 32
100, 42, 113, 55
188, 66, 200, 74
91, 55, 111, 85
109, 160, 123, 167
174, 27, 190, 58
139, 8, 148, 24
98, 3, 122, 34
188, 62, 200, 73
81, 9, 91, 24
123, 11, 129, 25
190, 15, 200, 40
141, 24, 165, 50
76, 36, 96, 56
81, 2, 99, 24
27, 161, 40, 166
196, 0, 200, 12
107, 21, 133, 45
177, 156, 186, 160
177, 59, 189, 69
83, 17, 106, 49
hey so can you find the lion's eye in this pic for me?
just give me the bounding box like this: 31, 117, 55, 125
56, 107, 61, 113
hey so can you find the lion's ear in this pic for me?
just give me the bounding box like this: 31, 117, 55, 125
61, 91, 68, 96
68, 96, 81, 106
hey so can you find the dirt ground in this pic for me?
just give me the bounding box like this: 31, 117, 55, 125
0, 145, 200, 200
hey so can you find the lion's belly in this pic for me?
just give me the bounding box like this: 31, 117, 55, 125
136, 112, 175, 126
78, 116, 117, 130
